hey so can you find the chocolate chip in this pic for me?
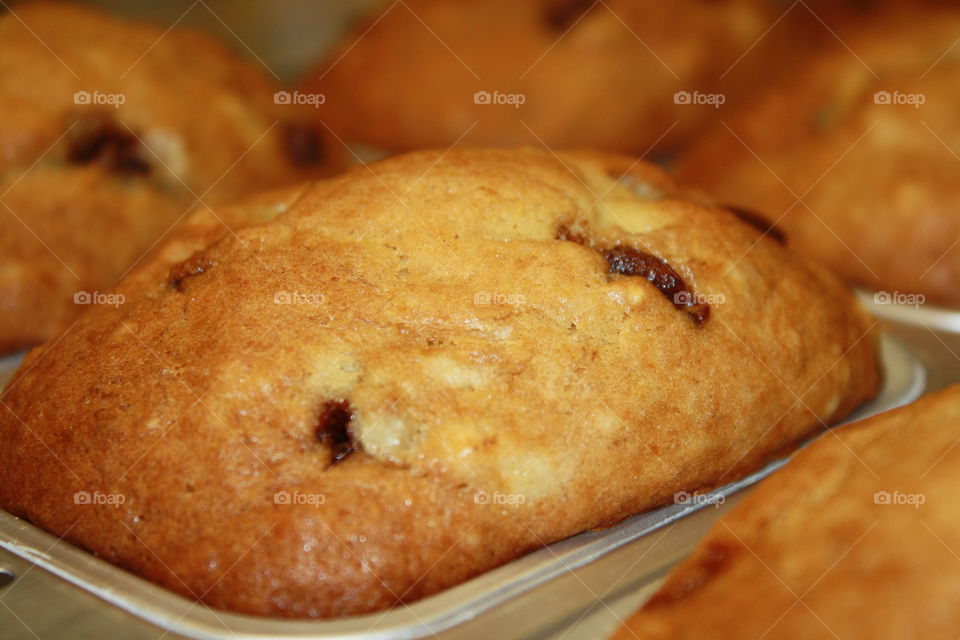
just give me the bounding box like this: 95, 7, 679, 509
282, 122, 325, 167
315, 400, 358, 466
543, 0, 597, 32
604, 246, 710, 325
168, 252, 213, 291
725, 205, 785, 244
67, 116, 150, 176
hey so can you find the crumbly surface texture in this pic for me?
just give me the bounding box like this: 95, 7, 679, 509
676, 7, 960, 306
0, 148, 880, 618
302, 0, 769, 153
0, 1, 336, 353
613, 384, 960, 640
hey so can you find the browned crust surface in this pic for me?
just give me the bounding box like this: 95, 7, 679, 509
0, 147, 880, 618
301, 0, 771, 153
0, 1, 338, 353
676, 6, 960, 306
614, 384, 960, 640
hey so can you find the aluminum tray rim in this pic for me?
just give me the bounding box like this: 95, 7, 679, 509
857, 288, 960, 332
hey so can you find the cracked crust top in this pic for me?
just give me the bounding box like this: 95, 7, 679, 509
0, 147, 880, 617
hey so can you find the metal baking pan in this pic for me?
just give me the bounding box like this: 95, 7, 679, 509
0, 352, 24, 391
0, 332, 924, 640
857, 288, 960, 333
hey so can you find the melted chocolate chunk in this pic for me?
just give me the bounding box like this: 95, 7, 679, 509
604, 246, 710, 325
168, 252, 213, 291
725, 205, 785, 244
67, 117, 150, 175
542, 0, 597, 32
315, 400, 357, 466
282, 122, 325, 167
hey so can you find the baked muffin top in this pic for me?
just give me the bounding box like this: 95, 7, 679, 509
613, 383, 960, 640
0, 1, 335, 352
677, 5, 960, 306
302, 0, 770, 153
0, 148, 880, 617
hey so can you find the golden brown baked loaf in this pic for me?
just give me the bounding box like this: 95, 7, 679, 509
676, 5, 960, 306
0, 1, 336, 353
0, 148, 880, 617
302, 0, 770, 153
613, 384, 960, 640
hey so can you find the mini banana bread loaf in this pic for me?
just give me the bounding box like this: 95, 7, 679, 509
0, 148, 880, 618
0, 1, 336, 353
613, 384, 960, 640
676, 5, 960, 306
301, 0, 770, 153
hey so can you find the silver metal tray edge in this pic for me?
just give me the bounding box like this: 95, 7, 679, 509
857, 288, 960, 333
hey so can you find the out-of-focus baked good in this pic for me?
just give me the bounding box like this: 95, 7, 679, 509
301, 0, 770, 153
613, 384, 960, 640
0, 1, 337, 353
0, 147, 880, 618
676, 6, 960, 306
